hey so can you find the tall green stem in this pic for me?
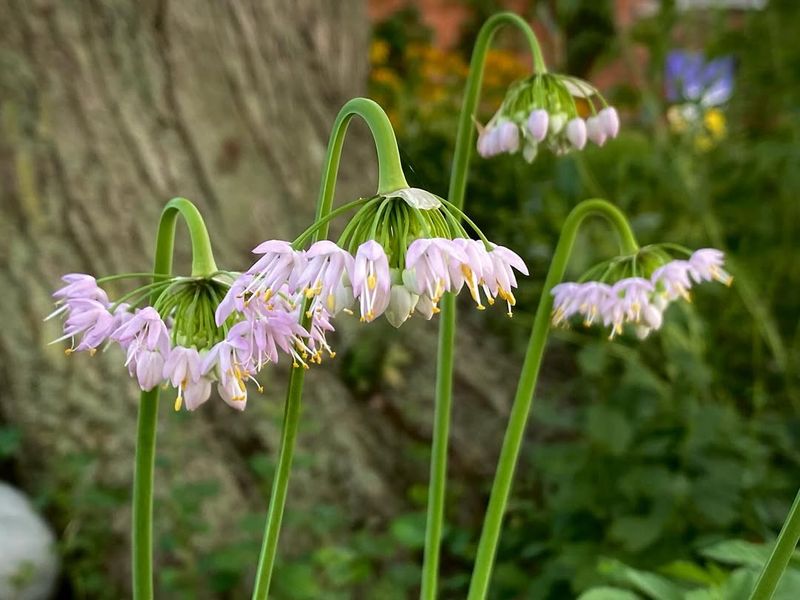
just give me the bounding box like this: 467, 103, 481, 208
421, 12, 546, 600
250, 98, 407, 600
749, 487, 800, 600
466, 199, 638, 600
132, 197, 217, 599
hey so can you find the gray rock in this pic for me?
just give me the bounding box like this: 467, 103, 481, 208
0, 483, 58, 600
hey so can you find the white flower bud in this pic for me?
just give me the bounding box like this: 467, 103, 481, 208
599, 107, 620, 138
526, 109, 549, 142
566, 118, 587, 150
497, 121, 520, 153
586, 116, 607, 146
385, 284, 419, 328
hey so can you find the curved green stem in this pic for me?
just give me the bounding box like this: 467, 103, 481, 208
466, 199, 637, 600
250, 97, 407, 600
422, 13, 547, 600
132, 197, 218, 600
749, 487, 800, 600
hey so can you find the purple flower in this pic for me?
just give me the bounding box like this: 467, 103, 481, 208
665, 50, 734, 106
299, 240, 355, 315
688, 248, 732, 286
202, 337, 252, 410
352, 240, 391, 323
163, 346, 211, 411
111, 307, 170, 354
55, 298, 116, 353
484, 245, 529, 316
405, 238, 468, 306
245, 240, 306, 298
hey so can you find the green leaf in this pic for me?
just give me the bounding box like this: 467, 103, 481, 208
586, 405, 633, 456
700, 539, 774, 568
389, 512, 427, 549
609, 515, 664, 552
578, 586, 641, 600
660, 560, 719, 586
0, 426, 21, 458
599, 558, 686, 600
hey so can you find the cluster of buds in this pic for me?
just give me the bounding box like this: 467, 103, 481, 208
48, 272, 326, 411
477, 74, 620, 162
229, 187, 529, 332
551, 248, 732, 339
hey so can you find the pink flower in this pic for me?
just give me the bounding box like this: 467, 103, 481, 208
405, 238, 468, 306
202, 337, 252, 410
352, 240, 391, 323
652, 261, 693, 302
484, 245, 529, 316
52, 274, 109, 305
688, 249, 732, 286
245, 240, 306, 298
299, 241, 354, 315
163, 346, 211, 411
111, 307, 170, 354
54, 298, 116, 353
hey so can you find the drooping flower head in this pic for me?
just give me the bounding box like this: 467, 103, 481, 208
477, 73, 620, 162
551, 246, 732, 339
48, 263, 327, 412
227, 187, 530, 332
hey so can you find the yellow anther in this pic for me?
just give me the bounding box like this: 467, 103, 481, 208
64, 348, 74, 356
174, 395, 183, 411
476, 304, 486, 311
89, 348, 97, 357
367, 274, 377, 290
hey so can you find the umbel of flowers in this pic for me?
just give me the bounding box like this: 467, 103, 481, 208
47, 199, 338, 413
477, 73, 620, 162
551, 246, 732, 339
225, 186, 528, 333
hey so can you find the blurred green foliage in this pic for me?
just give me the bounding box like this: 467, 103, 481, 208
364, 0, 800, 598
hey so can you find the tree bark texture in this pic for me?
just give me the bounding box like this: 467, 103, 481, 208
0, 1, 520, 597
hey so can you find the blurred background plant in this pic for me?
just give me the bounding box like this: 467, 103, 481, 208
359, 0, 800, 598
1, 0, 798, 598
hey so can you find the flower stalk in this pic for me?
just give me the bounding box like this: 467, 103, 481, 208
133, 197, 218, 599
250, 97, 408, 600
466, 199, 638, 600
749, 486, 800, 600
421, 12, 547, 600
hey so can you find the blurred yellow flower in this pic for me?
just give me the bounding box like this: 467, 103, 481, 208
372, 66, 402, 89
704, 108, 726, 138
370, 39, 390, 65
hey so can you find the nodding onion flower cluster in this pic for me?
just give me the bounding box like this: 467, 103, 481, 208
49, 187, 528, 411
550, 248, 732, 340
477, 73, 620, 162
229, 187, 529, 333
47, 271, 329, 412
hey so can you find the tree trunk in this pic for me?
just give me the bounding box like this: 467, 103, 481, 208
0, 1, 519, 596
